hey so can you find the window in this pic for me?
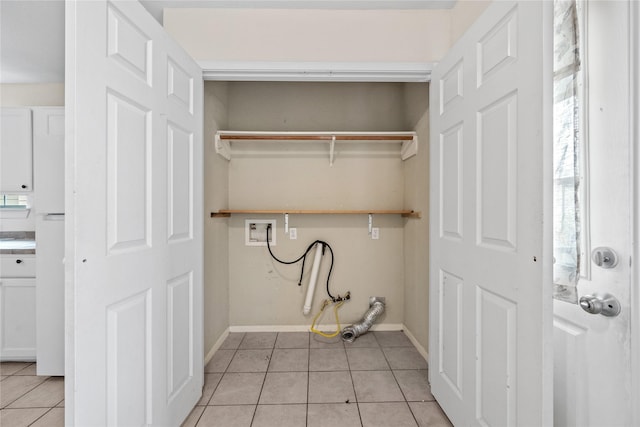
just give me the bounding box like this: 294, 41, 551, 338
553, 0, 587, 303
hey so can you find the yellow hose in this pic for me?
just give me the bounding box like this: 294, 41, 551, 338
310, 299, 345, 338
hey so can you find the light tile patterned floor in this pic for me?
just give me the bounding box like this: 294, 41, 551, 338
183, 331, 452, 427
0, 362, 64, 427
0, 331, 452, 427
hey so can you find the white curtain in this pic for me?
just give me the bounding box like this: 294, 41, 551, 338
553, 0, 582, 303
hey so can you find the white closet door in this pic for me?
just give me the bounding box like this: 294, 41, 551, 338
429, 2, 553, 425
65, 1, 203, 425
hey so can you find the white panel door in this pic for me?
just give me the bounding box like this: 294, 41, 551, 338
552, 2, 634, 425
65, 1, 203, 426
429, 2, 553, 426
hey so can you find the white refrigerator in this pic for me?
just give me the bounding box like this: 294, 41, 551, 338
33, 107, 65, 376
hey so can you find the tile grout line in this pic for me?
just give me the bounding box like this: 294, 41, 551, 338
26, 406, 57, 427
195, 333, 246, 426
306, 331, 311, 427
344, 335, 364, 427
247, 333, 276, 426
380, 332, 422, 427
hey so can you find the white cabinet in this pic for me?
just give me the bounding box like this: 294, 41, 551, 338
0, 255, 36, 361
1, 108, 33, 192
33, 108, 65, 212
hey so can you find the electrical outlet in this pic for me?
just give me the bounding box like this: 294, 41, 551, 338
289, 228, 297, 240
245, 219, 276, 246
371, 227, 380, 240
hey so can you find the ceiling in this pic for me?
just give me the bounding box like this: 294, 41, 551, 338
0, 0, 455, 84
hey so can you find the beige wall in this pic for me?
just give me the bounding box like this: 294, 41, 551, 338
224, 82, 413, 328
0, 83, 64, 107
164, 4, 491, 66
164, 9, 451, 63
204, 82, 231, 354
450, 0, 492, 46
402, 83, 430, 351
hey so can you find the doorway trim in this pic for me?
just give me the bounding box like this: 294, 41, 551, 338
632, 1, 640, 425
200, 61, 434, 82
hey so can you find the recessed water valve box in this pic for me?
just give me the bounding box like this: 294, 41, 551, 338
245, 219, 276, 246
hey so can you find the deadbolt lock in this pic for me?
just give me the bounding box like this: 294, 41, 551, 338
591, 247, 618, 269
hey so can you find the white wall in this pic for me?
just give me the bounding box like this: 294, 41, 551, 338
164, 9, 451, 63
0, 83, 64, 232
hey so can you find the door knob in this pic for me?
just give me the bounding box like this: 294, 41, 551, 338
579, 294, 621, 317
592, 247, 618, 269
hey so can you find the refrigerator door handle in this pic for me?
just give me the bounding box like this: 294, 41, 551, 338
43, 213, 65, 221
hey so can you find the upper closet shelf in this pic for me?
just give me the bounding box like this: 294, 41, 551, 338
214, 130, 418, 165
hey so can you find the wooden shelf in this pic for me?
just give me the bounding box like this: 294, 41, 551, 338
214, 130, 418, 164
211, 209, 421, 218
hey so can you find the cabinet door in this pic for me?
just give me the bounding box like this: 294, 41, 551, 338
1, 108, 33, 192
0, 278, 37, 361
33, 107, 65, 212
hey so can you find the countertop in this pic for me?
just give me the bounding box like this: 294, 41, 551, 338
0, 231, 36, 255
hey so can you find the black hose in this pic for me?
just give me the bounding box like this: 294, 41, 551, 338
266, 224, 336, 301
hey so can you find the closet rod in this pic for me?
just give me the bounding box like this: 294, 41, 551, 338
216, 131, 416, 141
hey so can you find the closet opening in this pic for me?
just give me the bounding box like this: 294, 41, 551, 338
202, 81, 431, 359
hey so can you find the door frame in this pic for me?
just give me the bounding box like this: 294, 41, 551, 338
632, 1, 640, 425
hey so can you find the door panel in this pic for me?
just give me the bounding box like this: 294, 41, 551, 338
477, 92, 517, 250
106, 91, 151, 252
429, 2, 553, 425
106, 290, 152, 426
66, 1, 203, 425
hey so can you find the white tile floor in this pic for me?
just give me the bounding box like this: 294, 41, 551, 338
0, 362, 64, 427
183, 331, 452, 427
0, 331, 451, 427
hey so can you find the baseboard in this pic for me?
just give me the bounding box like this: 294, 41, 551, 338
402, 324, 429, 363
204, 327, 230, 366
228, 322, 404, 333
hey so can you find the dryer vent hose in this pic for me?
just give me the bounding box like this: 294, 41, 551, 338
341, 297, 385, 343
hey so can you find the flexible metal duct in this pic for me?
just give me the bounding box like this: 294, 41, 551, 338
341, 297, 385, 342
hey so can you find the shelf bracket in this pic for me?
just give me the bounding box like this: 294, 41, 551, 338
400, 135, 418, 160
368, 214, 373, 235
215, 133, 231, 161
284, 213, 289, 233
329, 136, 336, 166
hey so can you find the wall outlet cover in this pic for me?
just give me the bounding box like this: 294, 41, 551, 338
371, 227, 380, 240
245, 219, 276, 246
